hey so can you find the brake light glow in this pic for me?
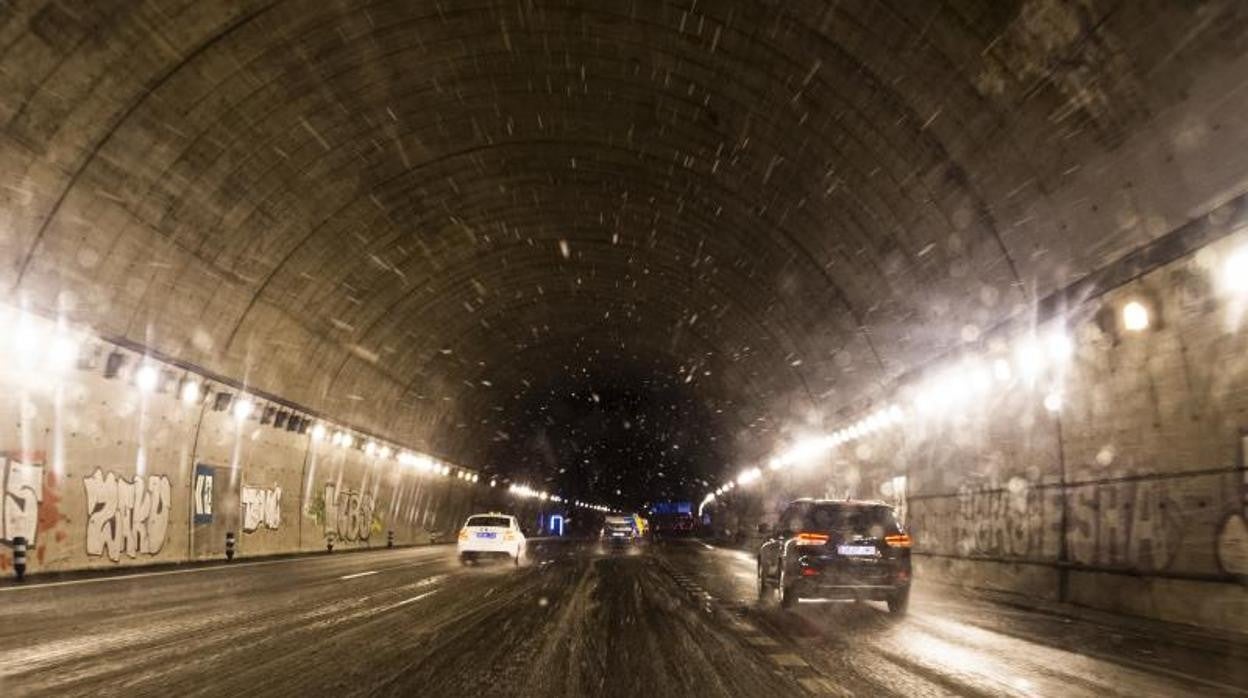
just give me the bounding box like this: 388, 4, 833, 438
795, 532, 829, 546
458, 529, 468, 541
800, 567, 820, 577
885, 534, 912, 548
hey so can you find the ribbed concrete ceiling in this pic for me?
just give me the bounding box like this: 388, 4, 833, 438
4, 1, 1247, 504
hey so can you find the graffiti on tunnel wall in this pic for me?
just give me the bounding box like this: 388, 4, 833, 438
84, 469, 172, 562
2, 457, 43, 545
318, 483, 377, 542
241, 485, 281, 532
935, 474, 1191, 572
1067, 478, 1184, 572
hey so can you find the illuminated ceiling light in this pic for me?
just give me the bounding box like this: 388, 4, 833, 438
441, 465, 451, 476
472, 473, 479, 483
1047, 330, 1074, 362
49, 334, 79, 372
992, 358, 1012, 383
490, 479, 497, 487
1015, 341, 1045, 382
1223, 246, 1248, 295
232, 397, 254, 421
311, 423, 327, 442
333, 431, 347, 447
364, 441, 377, 457
736, 467, 761, 486
1043, 391, 1063, 413
1122, 300, 1150, 332
135, 365, 159, 393
887, 404, 904, 424
180, 380, 201, 405
12, 314, 43, 366
378, 446, 392, 459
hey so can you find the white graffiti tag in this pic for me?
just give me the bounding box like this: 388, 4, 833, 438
2, 459, 43, 545
323, 483, 375, 542
241, 485, 282, 532
84, 469, 172, 562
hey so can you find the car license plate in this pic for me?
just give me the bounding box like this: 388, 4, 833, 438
476, 532, 497, 539
837, 545, 875, 556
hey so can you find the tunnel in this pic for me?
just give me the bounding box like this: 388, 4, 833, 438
0, 1, 1246, 695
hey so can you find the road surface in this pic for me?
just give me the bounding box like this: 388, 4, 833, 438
1, 539, 1244, 696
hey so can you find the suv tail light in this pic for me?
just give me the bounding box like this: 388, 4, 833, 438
885, 534, 912, 548
795, 532, 829, 546
458, 529, 469, 541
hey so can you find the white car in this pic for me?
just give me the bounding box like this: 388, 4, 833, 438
458, 513, 526, 565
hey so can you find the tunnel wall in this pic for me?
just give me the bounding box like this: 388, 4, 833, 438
717, 225, 1248, 633
0, 339, 516, 576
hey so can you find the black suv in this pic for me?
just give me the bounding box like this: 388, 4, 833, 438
756, 499, 912, 613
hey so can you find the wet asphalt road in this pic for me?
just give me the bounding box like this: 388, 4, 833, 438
0, 539, 1244, 697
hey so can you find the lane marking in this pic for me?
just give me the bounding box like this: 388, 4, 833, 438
0, 548, 450, 592
384, 589, 439, 611
797, 677, 853, 696
339, 570, 378, 580
770, 653, 809, 667
744, 635, 779, 647
700, 542, 715, 550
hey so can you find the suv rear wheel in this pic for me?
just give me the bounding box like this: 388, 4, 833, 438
756, 560, 769, 600
887, 588, 910, 615
775, 564, 797, 609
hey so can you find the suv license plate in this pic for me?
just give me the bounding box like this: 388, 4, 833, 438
837, 545, 876, 556
476, 532, 497, 539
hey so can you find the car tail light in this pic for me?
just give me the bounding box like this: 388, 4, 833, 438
885, 534, 912, 548
795, 532, 829, 546
504, 532, 516, 541
800, 567, 820, 577
458, 529, 468, 541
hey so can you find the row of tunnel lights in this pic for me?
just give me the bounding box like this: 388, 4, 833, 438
4, 304, 619, 511
704, 240, 1248, 507
507, 483, 614, 513
1, 305, 487, 484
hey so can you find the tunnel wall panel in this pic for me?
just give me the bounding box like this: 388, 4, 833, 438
0, 345, 494, 575
724, 229, 1248, 632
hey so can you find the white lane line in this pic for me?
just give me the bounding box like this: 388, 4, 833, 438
339, 570, 379, 580
384, 589, 439, 611
744, 635, 779, 647
797, 677, 853, 696
769, 653, 809, 667
700, 542, 715, 550
0, 548, 450, 592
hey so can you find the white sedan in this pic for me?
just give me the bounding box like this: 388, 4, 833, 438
457, 513, 526, 565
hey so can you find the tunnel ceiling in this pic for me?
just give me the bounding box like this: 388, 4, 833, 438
4, 1, 1247, 504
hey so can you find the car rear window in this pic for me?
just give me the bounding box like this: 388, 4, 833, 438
466, 516, 511, 528
806, 505, 899, 536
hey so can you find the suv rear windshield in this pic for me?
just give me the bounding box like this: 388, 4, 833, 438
806, 505, 899, 536
466, 516, 511, 528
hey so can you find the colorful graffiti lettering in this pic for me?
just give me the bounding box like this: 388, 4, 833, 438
241, 485, 281, 532
84, 469, 172, 562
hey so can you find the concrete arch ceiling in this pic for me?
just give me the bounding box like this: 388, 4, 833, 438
4, 0, 1245, 500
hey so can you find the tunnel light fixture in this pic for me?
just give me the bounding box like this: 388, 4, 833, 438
232, 397, 254, 421
1122, 300, 1151, 332
378, 445, 392, 459
992, 357, 1013, 383
1046, 330, 1074, 363
311, 423, 327, 442
49, 334, 79, 372
736, 467, 761, 486
135, 365, 159, 393
1015, 340, 1045, 384
440, 464, 451, 476
364, 441, 377, 457
1043, 391, 1063, 413
1223, 245, 1248, 296
180, 380, 201, 405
